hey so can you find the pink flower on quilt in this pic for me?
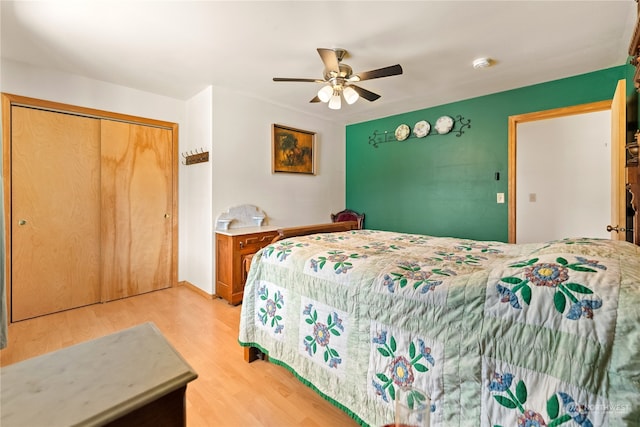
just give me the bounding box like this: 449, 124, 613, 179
517, 409, 547, 427
524, 263, 568, 287
390, 355, 415, 387
313, 323, 331, 346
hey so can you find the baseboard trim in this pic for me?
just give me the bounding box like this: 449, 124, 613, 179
178, 281, 215, 300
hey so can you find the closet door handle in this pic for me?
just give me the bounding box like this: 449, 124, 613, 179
18, 219, 27, 226
164, 214, 170, 218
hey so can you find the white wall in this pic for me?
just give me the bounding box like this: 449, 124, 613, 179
1, 60, 347, 296
212, 86, 346, 229
180, 86, 214, 293
516, 110, 611, 243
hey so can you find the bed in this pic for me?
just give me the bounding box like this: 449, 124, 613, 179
238, 226, 640, 426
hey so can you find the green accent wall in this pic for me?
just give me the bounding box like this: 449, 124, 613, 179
346, 65, 633, 242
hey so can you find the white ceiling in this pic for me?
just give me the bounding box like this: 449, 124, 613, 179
1, 1, 636, 125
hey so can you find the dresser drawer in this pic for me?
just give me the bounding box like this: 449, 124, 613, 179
235, 232, 278, 252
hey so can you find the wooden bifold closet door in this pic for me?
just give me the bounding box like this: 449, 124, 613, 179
11, 107, 102, 321
100, 120, 173, 301
7, 96, 176, 322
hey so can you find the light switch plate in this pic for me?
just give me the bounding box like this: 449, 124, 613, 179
497, 193, 505, 204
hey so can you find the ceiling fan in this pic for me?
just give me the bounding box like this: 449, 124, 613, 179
273, 48, 403, 110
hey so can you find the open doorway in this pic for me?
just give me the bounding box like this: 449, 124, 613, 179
508, 81, 626, 244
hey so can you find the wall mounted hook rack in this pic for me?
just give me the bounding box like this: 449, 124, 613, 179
181, 148, 209, 165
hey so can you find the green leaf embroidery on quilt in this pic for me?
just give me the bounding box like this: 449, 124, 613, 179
567, 266, 596, 273
547, 394, 559, 419
414, 363, 428, 372
302, 304, 343, 368
377, 373, 389, 382
494, 395, 518, 409
489, 372, 594, 426
377, 347, 391, 357
371, 331, 435, 405
516, 380, 527, 404
564, 283, 594, 294
554, 291, 566, 313
521, 285, 532, 305
498, 256, 604, 319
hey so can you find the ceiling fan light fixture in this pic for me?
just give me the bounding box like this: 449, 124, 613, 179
328, 90, 342, 110
317, 84, 333, 103
343, 86, 359, 105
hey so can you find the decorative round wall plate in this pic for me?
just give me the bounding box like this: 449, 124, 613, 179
413, 120, 430, 138
435, 115, 454, 134
395, 124, 411, 141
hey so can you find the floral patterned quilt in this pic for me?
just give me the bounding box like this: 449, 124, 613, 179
238, 230, 640, 426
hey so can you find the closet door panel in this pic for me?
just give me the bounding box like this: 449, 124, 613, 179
11, 107, 101, 321
101, 120, 173, 301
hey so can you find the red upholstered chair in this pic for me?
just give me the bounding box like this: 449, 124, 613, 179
330, 209, 365, 230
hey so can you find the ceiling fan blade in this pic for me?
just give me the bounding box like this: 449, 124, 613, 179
350, 85, 381, 102
309, 96, 321, 103
317, 48, 340, 74
352, 64, 403, 82
273, 77, 325, 83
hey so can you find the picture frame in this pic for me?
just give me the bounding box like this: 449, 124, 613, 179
272, 124, 316, 175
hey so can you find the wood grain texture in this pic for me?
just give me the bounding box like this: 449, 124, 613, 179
11, 106, 102, 321
101, 120, 173, 301
0, 286, 359, 427
610, 79, 626, 240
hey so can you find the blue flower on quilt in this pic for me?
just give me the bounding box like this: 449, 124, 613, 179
566, 299, 603, 320
372, 380, 390, 403
575, 257, 607, 271
332, 312, 344, 332
257, 284, 268, 299
328, 357, 342, 368
420, 281, 442, 294
558, 392, 593, 426
303, 303, 313, 315
489, 372, 514, 392
373, 330, 387, 345
417, 339, 435, 365
496, 284, 522, 309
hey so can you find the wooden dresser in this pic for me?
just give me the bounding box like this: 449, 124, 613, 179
215, 227, 279, 305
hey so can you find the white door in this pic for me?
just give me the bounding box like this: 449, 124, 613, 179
516, 110, 611, 243
509, 79, 627, 243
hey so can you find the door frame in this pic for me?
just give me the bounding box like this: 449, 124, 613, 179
2, 93, 179, 323
507, 100, 613, 243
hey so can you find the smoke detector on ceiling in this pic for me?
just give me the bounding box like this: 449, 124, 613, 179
472, 57, 492, 69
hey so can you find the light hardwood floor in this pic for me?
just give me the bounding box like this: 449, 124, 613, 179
0, 286, 360, 426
